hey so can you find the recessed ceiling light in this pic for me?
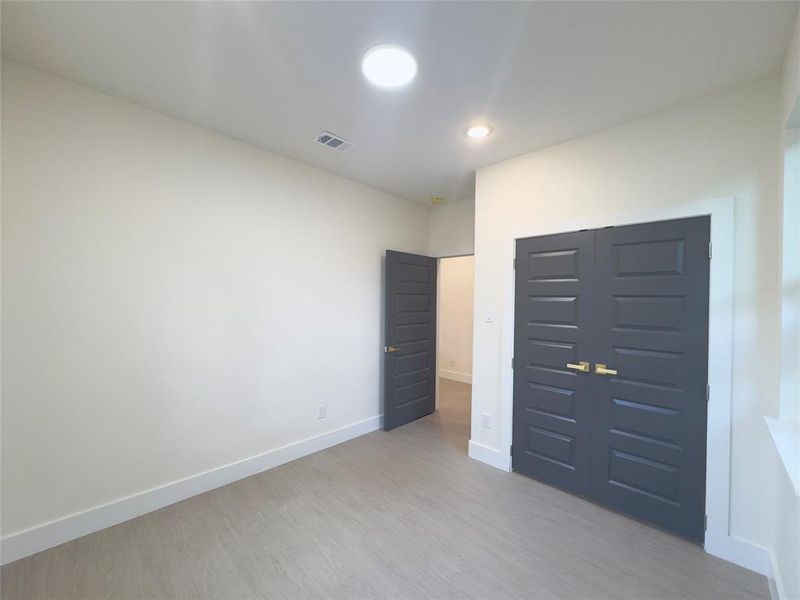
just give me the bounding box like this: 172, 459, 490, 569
361, 44, 417, 88
466, 124, 493, 139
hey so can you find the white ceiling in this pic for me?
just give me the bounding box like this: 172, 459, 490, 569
2, 1, 797, 203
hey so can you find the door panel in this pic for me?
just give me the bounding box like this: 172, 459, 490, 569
384, 251, 437, 431
512, 231, 595, 495
590, 217, 709, 541
512, 217, 710, 542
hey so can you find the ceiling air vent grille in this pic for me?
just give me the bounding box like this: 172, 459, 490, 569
314, 130, 353, 152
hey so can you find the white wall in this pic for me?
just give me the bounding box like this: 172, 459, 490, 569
472, 79, 782, 550
429, 198, 475, 257
429, 196, 476, 385
778, 10, 800, 429
772, 12, 800, 599
779, 126, 800, 428
437, 256, 474, 384
782, 11, 800, 129
0, 60, 429, 538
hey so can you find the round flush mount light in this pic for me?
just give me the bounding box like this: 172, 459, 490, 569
361, 44, 417, 88
466, 124, 493, 139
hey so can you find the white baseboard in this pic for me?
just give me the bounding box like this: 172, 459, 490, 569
766, 546, 787, 600
439, 369, 472, 384
467, 448, 774, 581
0, 415, 382, 566
4, 418, 780, 589
704, 531, 772, 577
468, 440, 511, 472
769, 577, 781, 600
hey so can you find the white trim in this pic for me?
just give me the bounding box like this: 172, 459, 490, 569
0, 415, 382, 566
704, 532, 771, 577
767, 545, 787, 600
435, 258, 442, 410
468, 440, 512, 471
769, 577, 780, 600
469, 197, 751, 571
764, 417, 800, 496
439, 369, 472, 384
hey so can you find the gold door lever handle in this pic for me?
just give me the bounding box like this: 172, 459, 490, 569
385, 345, 402, 353
595, 363, 618, 376
566, 361, 590, 372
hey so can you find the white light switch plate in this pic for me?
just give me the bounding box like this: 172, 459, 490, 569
484, 307, 496, 323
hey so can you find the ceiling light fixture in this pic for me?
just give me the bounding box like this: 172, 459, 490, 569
466, 124, 493, 139
361, 44, 417, 88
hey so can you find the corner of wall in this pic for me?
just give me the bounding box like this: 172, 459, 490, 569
781, 10, 800, 127
468, 440, 511, 472
428, 198, 476, 258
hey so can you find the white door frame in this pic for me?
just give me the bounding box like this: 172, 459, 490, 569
486, 196, 766, 574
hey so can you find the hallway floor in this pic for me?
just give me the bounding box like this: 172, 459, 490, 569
1, 379, 767, 599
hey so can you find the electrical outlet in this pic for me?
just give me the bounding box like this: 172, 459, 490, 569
449, 359, 455, 367
482, 413, 492, 429
317, 404, 326, 419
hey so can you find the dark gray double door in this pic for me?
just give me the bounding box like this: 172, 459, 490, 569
513, 217, 710, 542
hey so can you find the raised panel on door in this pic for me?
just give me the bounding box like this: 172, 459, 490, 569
384, 251, 437, 431
512, 231, 595, 495
590, 217, 710, 542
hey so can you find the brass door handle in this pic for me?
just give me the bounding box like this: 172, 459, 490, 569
595, 363, 618, 376
385, 345, 402, 353
566, 361, 590, 372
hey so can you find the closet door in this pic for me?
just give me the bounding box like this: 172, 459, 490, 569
512, 231, 595, 495
589, 217, 710, 541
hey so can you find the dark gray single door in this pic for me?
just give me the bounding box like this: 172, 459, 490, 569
383, 250, 437, 431
590, 217, 709, 542
512, 216, 710, 542
512, 231, 595, 495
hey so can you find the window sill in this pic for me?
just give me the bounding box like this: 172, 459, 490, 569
765, 417, 800, 497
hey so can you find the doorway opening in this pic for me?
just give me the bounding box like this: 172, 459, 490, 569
435, 255, 474, 453
381, 250, 474, 453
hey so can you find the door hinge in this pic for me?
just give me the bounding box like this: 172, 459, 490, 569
511, 357, 515, 369
708, 242, 712, 259
706, 384, 710, 402
510, 444, 514, 456
513, 257, 517, 270
704, 515, 708, 531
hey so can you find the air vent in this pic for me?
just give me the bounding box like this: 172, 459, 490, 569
314, 130, 353, 152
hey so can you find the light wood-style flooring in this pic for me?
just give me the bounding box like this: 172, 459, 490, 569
1, 379, 767, 599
